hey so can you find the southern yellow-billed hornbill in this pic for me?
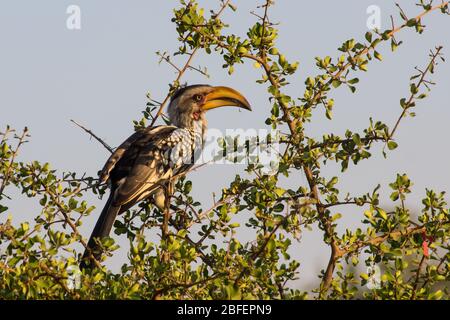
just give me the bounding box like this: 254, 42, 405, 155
80, 85, 251, 269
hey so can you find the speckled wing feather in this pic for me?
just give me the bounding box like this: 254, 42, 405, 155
99, 125, 197, 211
99, 126, 168, 185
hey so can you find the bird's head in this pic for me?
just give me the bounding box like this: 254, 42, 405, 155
168, 84, 251, 129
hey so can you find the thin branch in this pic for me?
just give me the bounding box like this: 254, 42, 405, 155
149, 0, 232, 127
70, 119, 113, 154
411, 254, 427, 300
338, 225, 427, 258
389, 46, 443, 139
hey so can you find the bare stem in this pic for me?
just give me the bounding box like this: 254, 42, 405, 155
70, 119, 113, 154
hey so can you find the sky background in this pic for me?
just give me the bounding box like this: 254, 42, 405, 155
1, 0, 449, 292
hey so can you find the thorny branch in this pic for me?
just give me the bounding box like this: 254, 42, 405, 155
71, 119, 114, 154
149, 0, 232, 127
389, 46, 444, 139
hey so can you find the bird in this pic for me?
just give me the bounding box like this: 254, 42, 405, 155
80, 84, 251, 269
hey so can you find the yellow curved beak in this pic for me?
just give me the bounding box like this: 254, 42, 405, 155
201, 86, 251, 111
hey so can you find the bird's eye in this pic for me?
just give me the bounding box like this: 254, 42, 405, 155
193, 94, 202, 102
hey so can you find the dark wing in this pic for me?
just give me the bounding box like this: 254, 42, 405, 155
99, 128, 151, 185
99, 125, 191, 208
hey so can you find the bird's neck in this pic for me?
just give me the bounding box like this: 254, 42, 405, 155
190, 119, 207, 143
176, 117, 207, 142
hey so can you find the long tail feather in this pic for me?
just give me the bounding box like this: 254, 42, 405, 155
80, 192, 121, 270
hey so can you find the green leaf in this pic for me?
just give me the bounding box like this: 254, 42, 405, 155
348, 78, 359, 85
332, 80, 342, 88
391, 39, 398, 52
177, 229, 188, 238
406, 18, 417, 27
387, 141, 398, 150
378, 209, 388, 220
400, 98, 408, 109
273, 203, 284, 212
267, 238, 276, 252
68, 198, 78, 210
390, 191, 399, 201
225, 284, 242, 300
184, 181, 192, 193
374, 51, 383, 61
332, 213, 342, 221
21, 222, 29, 232
429, 290, 444, 300
0, 205, 7, 214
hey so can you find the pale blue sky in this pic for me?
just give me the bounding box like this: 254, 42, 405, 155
1, 1, 449, 291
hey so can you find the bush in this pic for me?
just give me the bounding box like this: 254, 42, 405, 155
1, 1, 449, 299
